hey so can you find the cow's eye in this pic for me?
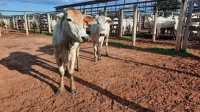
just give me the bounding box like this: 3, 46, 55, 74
67, 19, 72, 21
105, 21, 107, 23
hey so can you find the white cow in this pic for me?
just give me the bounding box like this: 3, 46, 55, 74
0, 19, 8, 33
112, 17, 133, 35
90, 15, 113, 61
190, 14, 199, 35
52, 7, 95, 94
51, 19, 57, 30
146, 15, 179, 35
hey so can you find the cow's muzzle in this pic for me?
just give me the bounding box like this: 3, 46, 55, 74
100, 33, 105, 36
81, 36, 88, 42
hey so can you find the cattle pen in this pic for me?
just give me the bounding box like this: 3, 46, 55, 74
0, 0, 200, 112
0, 10, 58, 36
1, 0, 200, 51
53, 0, 200, 51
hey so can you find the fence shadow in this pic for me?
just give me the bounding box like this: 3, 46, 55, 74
65, 73, 154, 111
0, 51, 154, 111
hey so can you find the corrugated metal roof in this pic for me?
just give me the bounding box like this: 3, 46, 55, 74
54, 0, 119, 9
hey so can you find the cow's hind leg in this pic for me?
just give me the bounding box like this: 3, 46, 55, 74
105, 36, 109, 56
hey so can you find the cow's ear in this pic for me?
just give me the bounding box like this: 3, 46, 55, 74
55, 12, 64, 19
95, 15, 99, 19
83, 15, 97, 24
106, 18, 114, 24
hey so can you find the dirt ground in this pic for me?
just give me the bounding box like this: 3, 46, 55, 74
0, 31, 200, 112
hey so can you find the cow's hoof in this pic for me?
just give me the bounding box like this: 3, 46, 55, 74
71, 89, 77, 94
105, 54, 109, 57
98, 58, 101, 60
56, 90, 62, 94
75, 68, 79, 72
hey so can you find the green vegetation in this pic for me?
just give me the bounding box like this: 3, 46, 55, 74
119, 33, 152, 40
37, 31, 53, 36
28, 29, 53, 36
108, 40, 197, 58
108, 40, 132, 48
119, 36, 132, 40
157, 0, 181, 11
141, 46, 194, 57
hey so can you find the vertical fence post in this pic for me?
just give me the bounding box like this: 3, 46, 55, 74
24, 12, 29, 36
47, 13, 51, 33
12, 17, 15, 29
182, 0, 193, 51
83, 9, 87, 31
16, 17, 19, 29
152, 6, 158, 42
132, 4, 138, 47
175, 0, 189, 51
104, 7, 107, 17
119, 9, 123, 38
137, 10, 141, 32
28, 15, 30, 30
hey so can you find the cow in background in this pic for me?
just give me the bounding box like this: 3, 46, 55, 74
32, 20, 39, 33
52, 7, 96, 94
0, 19, 8, 33
112, 17, 133, 35
146, 15, 179, 36
51, 19, 57, 30
90, 15, 114, 61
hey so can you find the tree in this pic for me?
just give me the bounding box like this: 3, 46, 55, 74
157, 0, 181, 11
0, 13, 2, 18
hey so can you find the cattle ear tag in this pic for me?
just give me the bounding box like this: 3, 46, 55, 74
83, 15, 97, 24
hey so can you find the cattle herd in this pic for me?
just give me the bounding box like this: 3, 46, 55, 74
0, 7, 198, 94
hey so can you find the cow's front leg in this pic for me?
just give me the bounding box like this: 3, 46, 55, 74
55, 56, 65, 94
57, 64, 65, 94
76, 46, 80, 71
93, 43, 98, 62
105, 36, 109, 56
68, 50, 77, 94
97, 44, 102, 60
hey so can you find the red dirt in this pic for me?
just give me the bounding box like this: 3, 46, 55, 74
0, 31, 200, 111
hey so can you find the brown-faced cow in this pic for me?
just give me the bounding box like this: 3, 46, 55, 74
52, 7, 95, 94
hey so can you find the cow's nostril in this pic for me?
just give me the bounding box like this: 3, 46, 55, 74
81, 36, 88, 42
100, 33, 105, 36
